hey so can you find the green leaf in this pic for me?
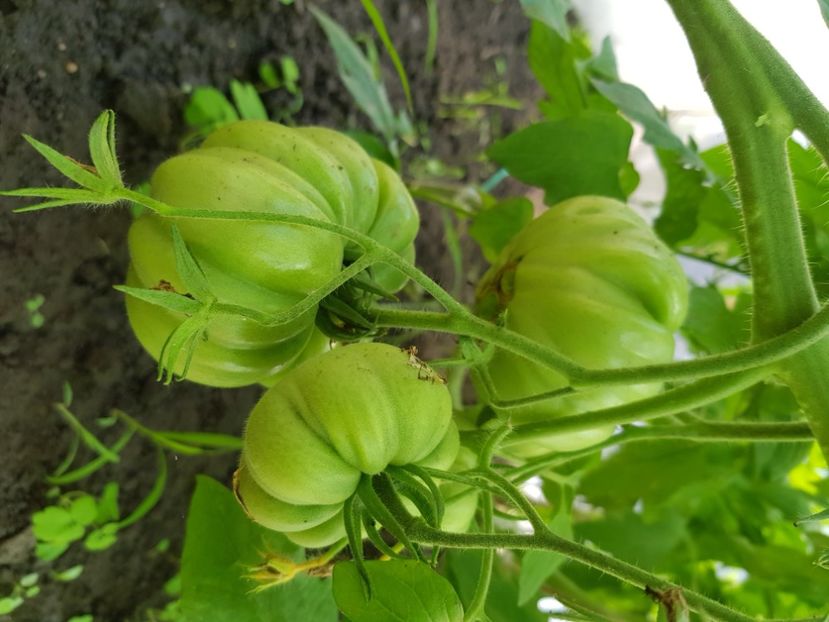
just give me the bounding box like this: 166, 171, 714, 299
179, 476, 337, 622
184, 87, 239, 131
518, 507, 573, 604
528, 21, 584, 118
24, 586, 40, 599
280, 56, 300, 93
67, 615, 94, 622
311, 6, 400, 145
229, 80, 269, 121
333, 559, 463, 622
820, 0, 829, 27
488, 112, 633, 205
84, 524, 118, 551
359, 0, 413, 113
114, 285, 202, 315
519, 0, 571, 40
576, 510, 687, 572
87, 110, 123, 188
53, 564, 85, 582
682, 285, 750, 355
592, 79, 702, 167
259, 61, 280, 89
19, 134, 108, 192
586, 36, 618, 80
96, 482, 120, 524
469, 197, 534, 262
69, 495, 99, 527
0, 596, 24, 615
35, 541, 69, 562
32, 506, 84, 543
62, 381, 73, 407
170, 225, 213, 302
654, 150, 706, 245
19, 573, 39, 588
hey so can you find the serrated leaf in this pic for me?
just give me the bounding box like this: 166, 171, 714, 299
229, 80, 268, 120
469, 197, 534, 262
488, 112, 633, 204
87, 110, 123, 187
333, 559, 463, 622
179, 476, 337, 622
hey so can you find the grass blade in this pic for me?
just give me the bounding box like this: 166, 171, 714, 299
359, 0, 413, 113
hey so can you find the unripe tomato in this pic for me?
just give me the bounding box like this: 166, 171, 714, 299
235, 343, 461, 547
125, 121, 419, 387
476, 196, 689, 457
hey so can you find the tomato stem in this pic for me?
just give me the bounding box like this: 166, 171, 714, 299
664, 0, 829, 460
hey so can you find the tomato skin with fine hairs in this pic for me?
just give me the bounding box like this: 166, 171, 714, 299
476, 195, 689, 456
125, 121, 420, 388
234, 342, 466, 548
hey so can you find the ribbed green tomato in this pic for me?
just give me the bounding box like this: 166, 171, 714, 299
234, 342, 461, 547
125, 121, 420, 387
476, 196, 689, 457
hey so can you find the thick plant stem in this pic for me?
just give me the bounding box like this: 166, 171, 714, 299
665, 0, 829, 459
407, 522, 824, 622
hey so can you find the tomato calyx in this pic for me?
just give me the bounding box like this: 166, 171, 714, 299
474, 257, 520, 321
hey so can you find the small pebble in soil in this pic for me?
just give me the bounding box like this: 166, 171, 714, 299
65, 61, 78, 74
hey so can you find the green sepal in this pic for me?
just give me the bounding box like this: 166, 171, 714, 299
88, 109, 123, 188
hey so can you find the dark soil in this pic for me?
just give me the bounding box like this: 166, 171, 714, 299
0, 1, 539, 620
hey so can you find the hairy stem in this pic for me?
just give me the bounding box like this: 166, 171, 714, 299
664, 0, 829, 459
507, 420, 814, 483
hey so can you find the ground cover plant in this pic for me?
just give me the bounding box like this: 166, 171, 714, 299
3, 0, 829, 620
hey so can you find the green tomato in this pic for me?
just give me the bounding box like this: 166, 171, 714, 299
476, 196, 689, 456
236, 342, 459, 547
125, 121, 419, 387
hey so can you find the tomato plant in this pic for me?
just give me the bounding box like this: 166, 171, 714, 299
5, 0, 829, 621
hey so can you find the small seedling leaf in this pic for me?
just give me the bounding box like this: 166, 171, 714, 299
53, 564, 85, 582
69, 495, 99, 527
229, 80, 269, 120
